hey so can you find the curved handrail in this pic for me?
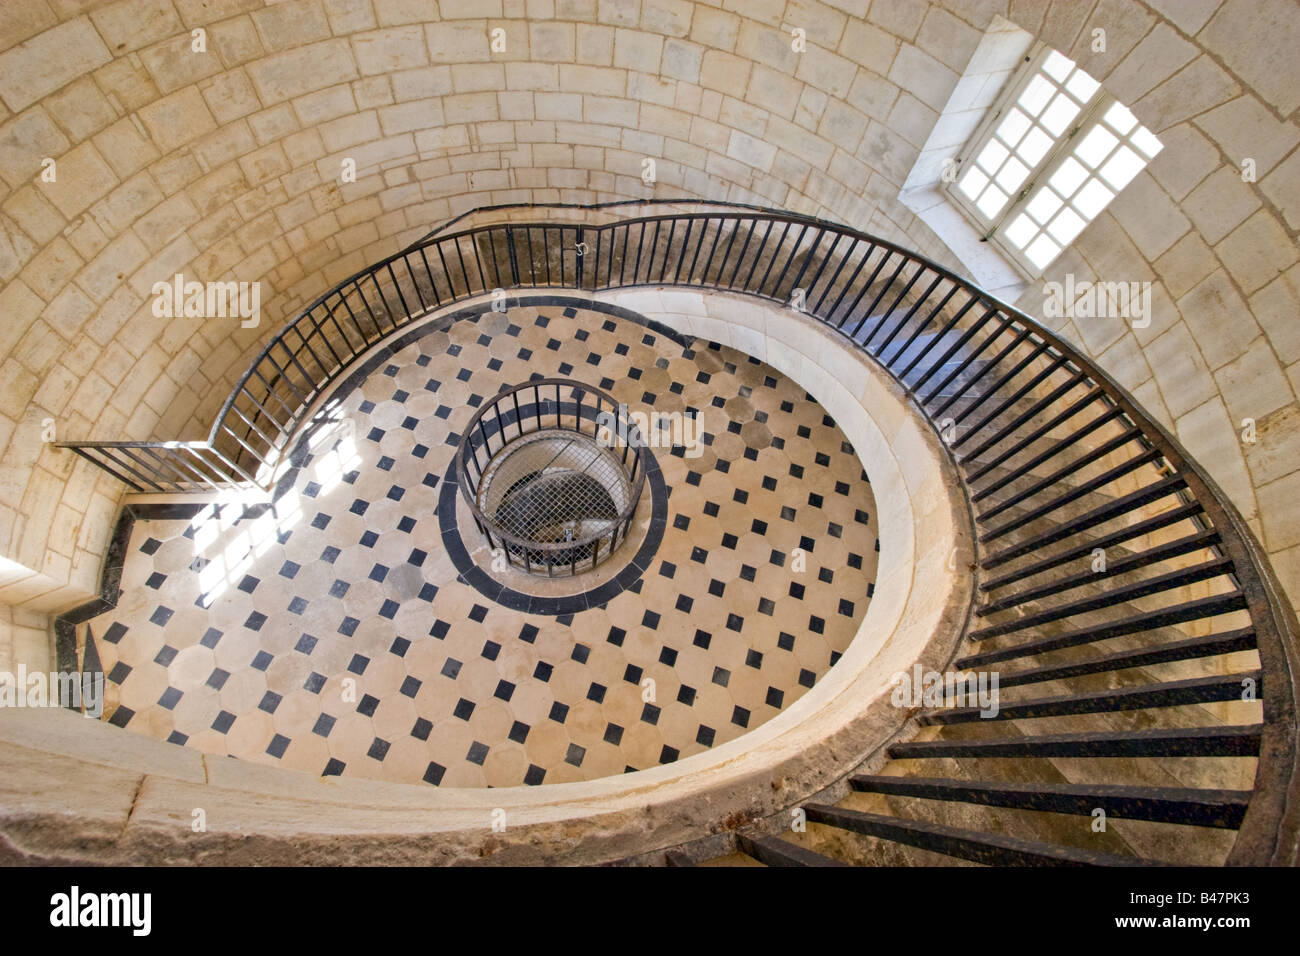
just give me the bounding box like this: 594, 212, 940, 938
58, 201, 1300, 864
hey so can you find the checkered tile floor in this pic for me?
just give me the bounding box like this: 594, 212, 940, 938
86, 303, 880, 787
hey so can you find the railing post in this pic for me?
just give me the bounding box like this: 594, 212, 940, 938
506, 224, 519, 287
576, 225, 585, 289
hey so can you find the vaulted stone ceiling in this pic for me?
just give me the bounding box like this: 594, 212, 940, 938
0, 0, 1296, 631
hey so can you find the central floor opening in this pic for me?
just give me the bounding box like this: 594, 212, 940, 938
458, 380, 646, 577
484, 430, 627, 564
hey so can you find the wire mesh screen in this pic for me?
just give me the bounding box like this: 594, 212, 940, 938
479, 430, 631, 566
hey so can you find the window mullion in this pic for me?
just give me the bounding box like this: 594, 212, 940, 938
989, 91, 1109, 235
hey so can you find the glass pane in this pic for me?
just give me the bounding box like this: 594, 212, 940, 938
1047, 206, 1087, 244
976, 183, 1009, 218
1073, 178, 1114, 218
995, 108, 1031, 148
1043, 50, 1075, 83
1103, 100, 1138, 135
976, 138, 1010, 174
1026, 186, 1063, 224
1005, 213, 1038, 248
1018, 126, 1054, 165
1025, 233, 1061, 269
1075, 124, 1119, 167
1049, 156, 1089, 197
1018, 75, 1055, 117
1099, 145, 1144, 190
1040, 92, 1081, 136
957, 165, 989, 200
1131, 126, 1163, 159
1065, 68, 1100, 102
995, 155, 1030, 192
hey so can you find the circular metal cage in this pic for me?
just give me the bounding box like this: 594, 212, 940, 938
456, 378, 649, 576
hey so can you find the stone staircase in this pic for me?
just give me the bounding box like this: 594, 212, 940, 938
637, 216, 1266, 866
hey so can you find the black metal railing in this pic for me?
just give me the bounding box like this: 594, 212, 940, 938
455, 378, 648, 576
58, 200, 1300, 865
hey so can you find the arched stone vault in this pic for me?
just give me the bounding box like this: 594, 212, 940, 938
0, 0, 1297, 671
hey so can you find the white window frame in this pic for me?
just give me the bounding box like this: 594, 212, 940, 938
946, 43, 1162, 278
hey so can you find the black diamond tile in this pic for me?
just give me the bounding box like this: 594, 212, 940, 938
157, 686, 182, 709
107, 661, 131, 684
211, 710, 236, 734
313, 713, 336, 737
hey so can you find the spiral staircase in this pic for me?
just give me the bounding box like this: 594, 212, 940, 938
56, 200, 1300, 867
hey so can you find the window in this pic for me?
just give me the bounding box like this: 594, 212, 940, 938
948, 45, 1163, 275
